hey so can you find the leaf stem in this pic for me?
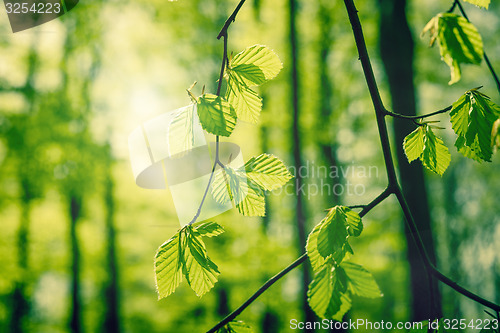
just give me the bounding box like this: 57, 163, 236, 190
384, 105, 452, 121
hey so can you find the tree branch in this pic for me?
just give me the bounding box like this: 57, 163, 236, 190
217, 0, 247, 40
344, 0, 500, 312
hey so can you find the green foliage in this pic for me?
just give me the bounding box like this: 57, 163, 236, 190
197, 94, 237, 137
403, 125, 451, 175
421, 13, 483, 84
217, 321, 254, 333
225, 45, 282, 123
463, 0, 490, 9
155, 222, 224, 298
450, 88, 500, 162
306, 206, 381, 320
167, 104, 196, 157
211, 154, 292, 216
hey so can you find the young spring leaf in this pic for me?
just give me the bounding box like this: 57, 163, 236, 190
316, 206, 361, 260
421, 13, 483, 84
403, 126, 425, 163
217, 321, 254, 333
154, 223, 224, 299
421, 126, 451, 176
307, 262, 352, 321
403, 125, 450, 175
211, 166, 266, 216
197, 94, 237, 137
226, 73, 263, 123
167, 104, 196, 157
154, 232, 183, 298
341, 262, 382, 298
450, 89, 500, 161
229, 45, 283, 87
244, 153, 293, 191
183, 228, 220, 297
463, 0, 490, 9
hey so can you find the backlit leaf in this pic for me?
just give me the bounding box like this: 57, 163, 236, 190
243, 153, 292, 191
230, 45, 283, 86
403, 126, 425, 163
197, 94, 237, 137
226, 73, 262, 123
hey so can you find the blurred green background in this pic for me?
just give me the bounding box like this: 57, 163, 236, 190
0, 0, 499, 332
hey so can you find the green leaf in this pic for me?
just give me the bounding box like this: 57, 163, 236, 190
307, 262, 352, 320
403, 126, 425, 163
230, 45, 283, 86
317, 207, 349, 259
341, 262, 382, 298
463, 0, 490, 9
217, 321, 254, 333
243, 153, 293, 191
193, 221, 225, 237
422, 13, 483, 84
450, 89, 500, 161
183, 227, 220, 297
343, 207, 363, 237
306, 222, 326, 272
421, 125, 451, 176
197, 94, 237, 137
167, 104, 196, 157
155, 223, 224, 299
226, 73, 263, 123
211, 166, 266, 217
155, 232, 183, 299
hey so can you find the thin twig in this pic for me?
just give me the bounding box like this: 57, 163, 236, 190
385, 105, 452, 120
206, 254, 307, 333
217, 0, 247, 40
455, 0, 500, 95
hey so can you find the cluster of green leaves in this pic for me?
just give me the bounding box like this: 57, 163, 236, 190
211, 153, 292, 216
403, 87, 500, 175
305, 206, 382, 320
405, 1, 500, 175
156, 45, 289, 322
155, 222, 224, 298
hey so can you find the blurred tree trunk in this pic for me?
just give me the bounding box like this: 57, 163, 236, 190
288, 0, 317, 329
317, 0, 342, 207
443, 162, 463, 317
317, 2, 345, 331
102, 149, 121, 333
11, 45, 38, 333
69, 194, 83, 333
378, 0, 442, 320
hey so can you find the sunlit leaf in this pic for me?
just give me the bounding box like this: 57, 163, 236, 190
343, 206, 363, 237
167, 104, 196, 157
230, 45, 283, 86
403, 126, 425, 163
183, 227, 220, 297
197, 94, 237, 137
463, 0, 490, 9
421, 125, 451, 176
450, 89, 500, 161
243, 153, 292, 191
341, 262, 382, 298
226, 73, 262, 123
211, 166, 266, 217
307, 262, 342, 319
155, 223, 224, 299
155, 232, 183, 299
306, 222, 326, 272
422, 13, 483, 84
317, 207, 349, 259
